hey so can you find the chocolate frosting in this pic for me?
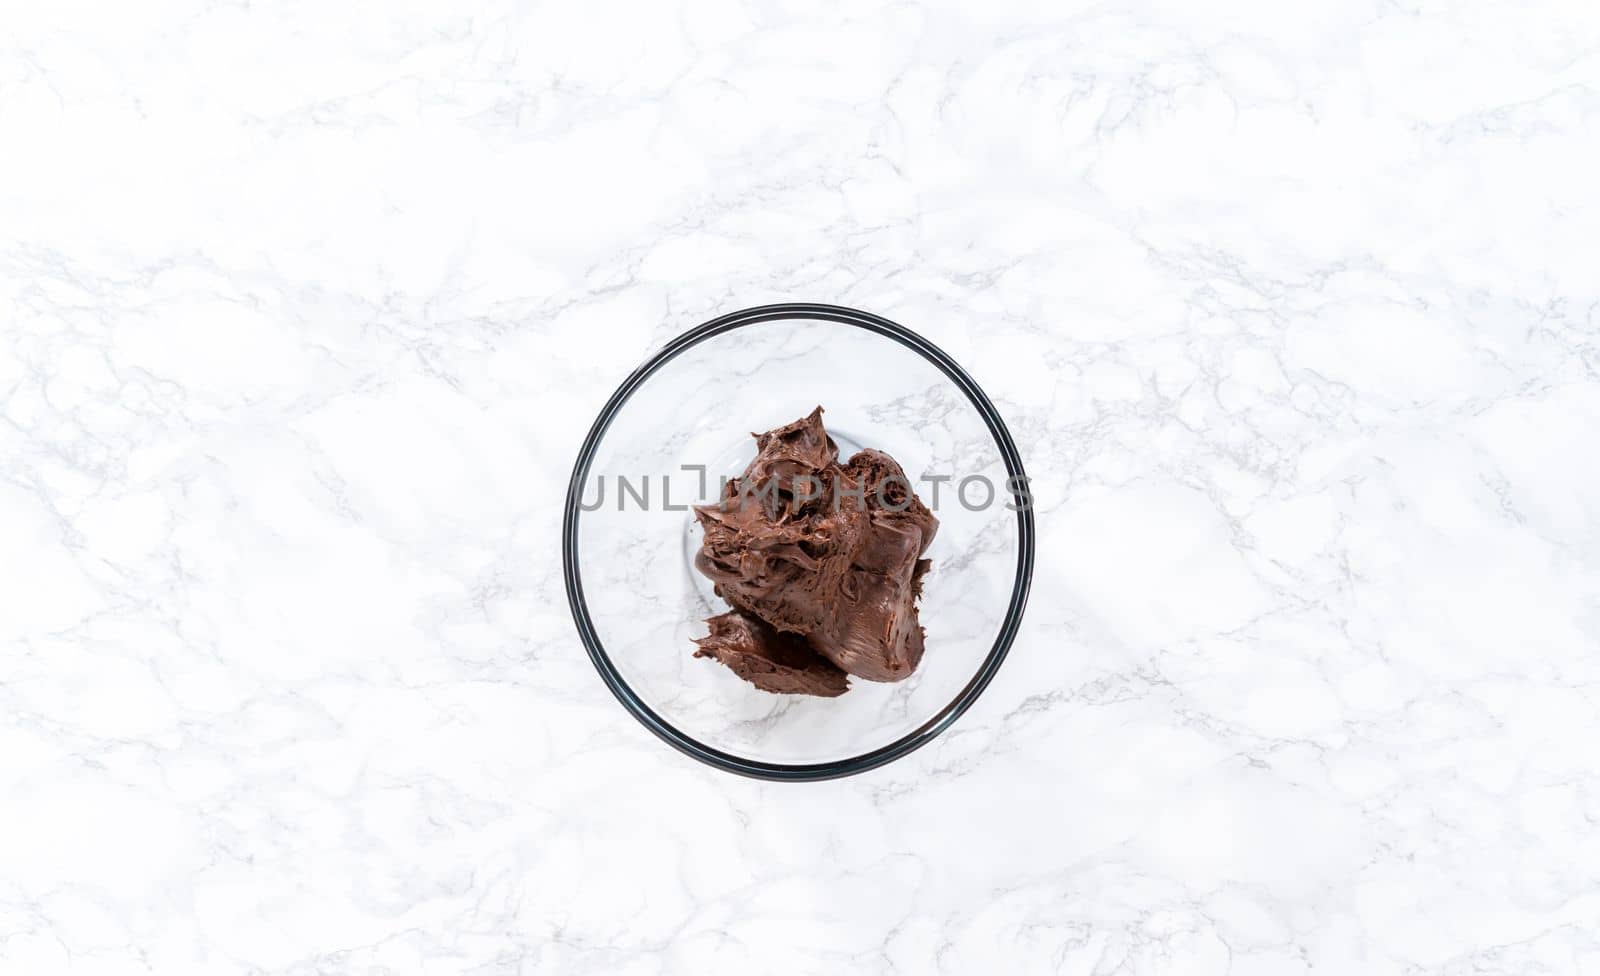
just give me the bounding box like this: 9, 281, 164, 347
692, 407, 937, 694
693, 610, 849, 697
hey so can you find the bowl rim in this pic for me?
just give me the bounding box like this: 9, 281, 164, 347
563, 303, 1035, 781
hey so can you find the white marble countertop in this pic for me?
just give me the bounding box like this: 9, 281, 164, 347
4, 0, 1600, 973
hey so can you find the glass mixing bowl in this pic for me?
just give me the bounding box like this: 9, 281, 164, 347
563, 304, 1034, 780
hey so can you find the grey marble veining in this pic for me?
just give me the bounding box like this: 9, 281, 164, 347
3, 0, 1600, 972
